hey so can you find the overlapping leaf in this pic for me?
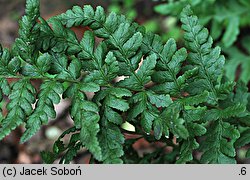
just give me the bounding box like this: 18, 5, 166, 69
0, 45, 21, 76
200, 121, 240, 163
143, 34, 198, 96
117, 54, 157, 90
21, 81, 63, 142
98, 124, 125, 163
22, 53, 53, 77
13, 0, 40, 61
0, 79, 36, 140
154, 0, 248, 48
127, 90, 172, 139
181, 6, 225, 102
38, 18, 80, 55
63, 84, 102, 161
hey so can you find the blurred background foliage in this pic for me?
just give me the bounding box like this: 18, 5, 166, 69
155, 0, 250, 85
0, 0, 250, 163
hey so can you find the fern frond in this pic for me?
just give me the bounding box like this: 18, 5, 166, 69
203, 104, 246, 121
98, 124, 125, 164
117, 54, 157, 90
38, 18, 81, 55
177, 91, 209, 106
200, 121, 240, 163
161, 104, 189, 140
0, 45, 21, 76
176, 139, 199, 164
0, 1, 249, 164
235, 128, 250, 148
183, 106, 207, 122
65, 85, 103, 161
21, 81, 63, 142
0, 79, 36, 140
56, 6, 147, 88
176, 110, 207, 163
127, 90, 172, 139
143, 34, 194, 96
181, 6, 225, 103
21, 53, 53, 77
13, 0, 40, 61
0, 78, 10, 123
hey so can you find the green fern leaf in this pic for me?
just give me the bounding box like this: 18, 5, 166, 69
50, 53, 82, 80
117, 54, 157, 90
183, 106, 207, 122
181, 6, 225, 102
0, 1, 249, 165
53, 127, 77, 154
176, 139, 199, 164
99, 124, 125, 164
61, 142, 82, 164
127, 90, 172, 138
0, 46, 21, 76
147, 91, 172, 108
161, 104, 189, 139
177, 122, 207, 163
70, 88, 92, 128
22, 53, 53, 77
79, 82, 100, 92
0, 79, 36, 140
200, 121, 240, 163
177, 91, 209, 106
235, 129, 250, 148
224, 37, 250, 84
84, 43, 119, 85
0, 78, 11, 96
80, 112, 102, 161
222, 16, 239, 48
13, 0, 40, 61
21, 81, 63, 142
143, 35, 192, 96
203, 104, 246, 121
66, 86, 103, 161
38, 18, 80, 55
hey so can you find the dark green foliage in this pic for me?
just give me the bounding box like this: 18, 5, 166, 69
14, 0, 40, 61
143, 35, 190, 96
155, 0, 250, 48
98, 124, 125, 163
224, 37, 250, 84
21, 81, 64, 143
0, 79, 36, 140
0, 0, 250, 164
155, 0, 250, 85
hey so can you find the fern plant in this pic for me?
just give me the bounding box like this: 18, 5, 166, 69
155, 0, 250, 48
155, 0, 250, 86
0, 0, 250, 164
